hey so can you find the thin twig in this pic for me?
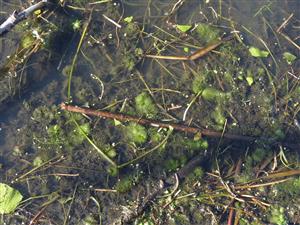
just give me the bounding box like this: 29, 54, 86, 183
15, 155, 64, 182
276, 13, 294, 33
145, 36, 234, 61
60, 103, 256, 142
29, 205, 48, 225
279, 32, 300, 51
102, 14, 122, 28
94, 188, 117, 192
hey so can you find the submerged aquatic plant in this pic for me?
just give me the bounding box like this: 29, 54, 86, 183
201, 87, 230, 102
211, 105, 226, 127
125, 122, 148, 145
31, 105, 93, 164
194, 23, 220, 44
249, 46, 269, 58
268, 206, 287, 225
276, 176, 300, 197
135, 92, 158, 118
283, 52, 296, 64
115, 173, 140, 193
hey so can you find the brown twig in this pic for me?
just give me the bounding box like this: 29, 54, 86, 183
60, 103, 256, 142
29, 205, 48, 225
276, 13, 294, 33
227, 208, 234, 225
145, 36, 234, 61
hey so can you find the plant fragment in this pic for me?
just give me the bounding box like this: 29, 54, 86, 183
0, 183, 23, 214
175, 24, 192, 33
249, 46, 269, 58
283, 52, 296, 64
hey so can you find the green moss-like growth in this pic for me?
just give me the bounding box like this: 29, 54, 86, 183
164, 159, 180, 172
32, 106, 58, 124
136, 217, 155, 225
125, 122, 148, 145
236, 148, 270, 183
201, 87, 230, 102
67, 122, 91, 146
123, 22, 140, 39
135, 92, 158, 118
273, 128, 285, 140
107, 166, 118, 177
251, 148, 268, 163
182, 139, 208, 152
267, 206, 287, 225
276, 177, 300, 197
81, 214, 98, 225
33, 156, 43, 167
20, 33, 35, 49
164, 155, 187, 172
103, 145, 117, 159
44, 122, 90, 153
174, 213, 190, 225
194, 23, 220, 44
211, 105, 226, 126
192, 74, 207, 94
193, 167, 204, 178
115, 174, 139, 193
149, 129, 167, 151
115, 177, 133, 193
31, 105, 91, 161
239, 218, 262, 225
186, 167, 204, 184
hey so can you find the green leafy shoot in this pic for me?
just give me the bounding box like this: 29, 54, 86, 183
124, 16, 133, 23
249, 46, 269, 58
246, 76, 254, 86
283, 52, 296, 65
183, 47, 189, 53
175, 24, 192, 33
0, 183, 23, 214
114, 119, 122, 126
72, 20, 81, 31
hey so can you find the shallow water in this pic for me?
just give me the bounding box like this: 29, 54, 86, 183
0, 0, 299, 224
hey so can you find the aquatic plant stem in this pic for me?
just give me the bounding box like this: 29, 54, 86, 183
64, 11, 117, 167
60, 103, 256, 142
15, 155, 64, 182
67, 12, 92, 100
72, 118, 117, 167
63, 183, 78, 225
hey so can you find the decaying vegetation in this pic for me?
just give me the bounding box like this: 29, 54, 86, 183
0, 0, 299, 224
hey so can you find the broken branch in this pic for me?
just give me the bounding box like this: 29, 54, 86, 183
0, 0, 48, 36
60, 103, 256, 142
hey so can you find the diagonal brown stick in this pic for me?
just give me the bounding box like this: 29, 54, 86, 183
60, 103, 256, 142
145, 35, 234, 61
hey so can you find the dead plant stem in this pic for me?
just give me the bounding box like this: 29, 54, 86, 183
60, 103, 256, 142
